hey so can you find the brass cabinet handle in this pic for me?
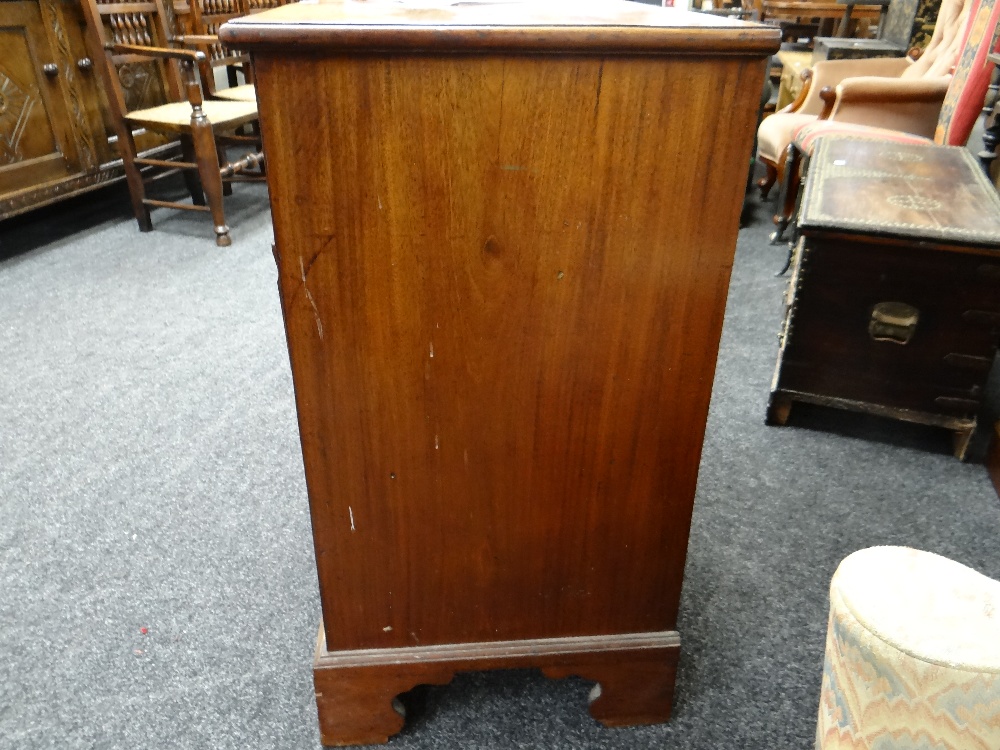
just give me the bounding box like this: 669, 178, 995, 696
42, 63, 59, 78
869, 301, 919, 345
77, 57, 93, 71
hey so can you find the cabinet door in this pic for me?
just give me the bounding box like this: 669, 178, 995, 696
0, 0, 81, 194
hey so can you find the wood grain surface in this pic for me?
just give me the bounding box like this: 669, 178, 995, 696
258, 50, 767, 651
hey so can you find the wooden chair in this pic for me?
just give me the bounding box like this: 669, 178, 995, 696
245, 0, 292, 10
81, 0, 264, 246
177, 0, 257, 103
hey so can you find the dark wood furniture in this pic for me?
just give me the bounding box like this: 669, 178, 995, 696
81, 0, 264, 245
760, 0, 882, 38
979, 51, 1000, 174
834, 0, 890, 35
768, 138, 1000, 459
176, 0, 257, 103
0, 0, 186, 221
988, 421, 1000, 497
222, 2, 779, 745
814, 0, 917, 59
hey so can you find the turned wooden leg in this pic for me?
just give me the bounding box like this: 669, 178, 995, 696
757, 159, 778, 200
180, 135, 206, 206
770, 144, 802, 245
217, 138, 234, 197
118, 126, 153, 232
191, 117, 232, 247
542, 650, 679, 727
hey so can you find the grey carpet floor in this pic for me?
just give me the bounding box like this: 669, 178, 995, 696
1, 176, 998, 750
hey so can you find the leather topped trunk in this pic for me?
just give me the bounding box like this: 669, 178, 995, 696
768, 138, 1000, 459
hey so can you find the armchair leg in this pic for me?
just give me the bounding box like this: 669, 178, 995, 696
217, 139, 233, 197
191, 119, 232, 247
119, 127, 152, 232
180, 136, 206, 206
771, 143, 802, 246
252, 121, 266, 176
757, 159, 778, 200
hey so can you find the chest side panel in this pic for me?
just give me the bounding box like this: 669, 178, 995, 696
257, 52, 766, 649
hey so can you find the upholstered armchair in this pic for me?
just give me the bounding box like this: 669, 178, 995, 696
768, 0, 1000, 250
756, 0, 970, 201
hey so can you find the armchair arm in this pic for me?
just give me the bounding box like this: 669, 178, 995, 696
105, 43, 208, 109
833, 74, 952, 105
105, 42, 206, 63
785, 56, 915, 117
174, 34, 221, 46
776, 68, 814, 115
820, 75, 951, 138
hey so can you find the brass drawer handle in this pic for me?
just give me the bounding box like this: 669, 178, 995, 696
869, 301, 919, 345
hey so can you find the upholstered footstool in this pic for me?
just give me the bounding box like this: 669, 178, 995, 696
816, 546, 1000, 750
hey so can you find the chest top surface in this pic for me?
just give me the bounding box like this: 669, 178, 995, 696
799, 138, 1000, 249
219, 0, 780, 54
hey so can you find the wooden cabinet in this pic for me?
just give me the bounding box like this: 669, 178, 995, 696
223, 1, 778, 745
768, 138, 1000, 459
0, 0, 81, 195
0, 0, 179, 220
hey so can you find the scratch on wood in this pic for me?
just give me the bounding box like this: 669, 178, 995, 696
434, 435, 440, 450
378, 194, 383, 210
429, 342, 435, 358
383, 625, 393, 632
500, 165, 527, 171
349, 506, 356, 532
495, 59, 506, 162
594, 61, 604, 118
299, 256, 324, 340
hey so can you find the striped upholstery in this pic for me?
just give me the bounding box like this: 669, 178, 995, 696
816, 546, 1000, 750
793, 122, 932, 155
937, 0, 1000, 143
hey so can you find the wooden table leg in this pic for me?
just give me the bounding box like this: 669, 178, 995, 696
836, 3, 854, 36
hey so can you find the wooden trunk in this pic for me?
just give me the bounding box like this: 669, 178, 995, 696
222, 2, 779, 745
768, 139, 1000, 459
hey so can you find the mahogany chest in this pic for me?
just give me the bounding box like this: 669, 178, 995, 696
222, 2, 778, 745
768, 138, 1000, 459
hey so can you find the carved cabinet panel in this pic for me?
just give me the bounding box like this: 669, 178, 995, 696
0, 0, 81, 194
0, 0, 177, 220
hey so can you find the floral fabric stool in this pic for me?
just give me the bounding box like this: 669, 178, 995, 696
817, 546, 1000, 749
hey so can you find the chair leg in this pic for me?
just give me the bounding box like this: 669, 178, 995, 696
757, 158, 779, 200
191, 119, 232, 247
216, 139, 234, 197
180, 135, 206, 206
252, 121, 266, 176
119, 126, 153, 232
771, 144, 801, 245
